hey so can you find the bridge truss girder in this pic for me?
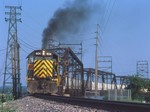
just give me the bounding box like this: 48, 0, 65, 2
84, 68, 117, 92
49, 47, 84, 96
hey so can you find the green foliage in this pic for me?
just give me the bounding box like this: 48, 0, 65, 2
125, 74, 150, 101
144, 84, 150, 102
0, 94, 15, 112
0, 107, 15, 112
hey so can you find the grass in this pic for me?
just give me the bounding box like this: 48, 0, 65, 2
0, 94, 16, 112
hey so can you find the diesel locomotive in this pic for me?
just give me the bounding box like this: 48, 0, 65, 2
26, 49, 60, 94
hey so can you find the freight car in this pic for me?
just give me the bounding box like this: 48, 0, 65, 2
26, 49, 60, 94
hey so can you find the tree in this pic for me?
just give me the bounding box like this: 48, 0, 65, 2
125, 74, 148, 101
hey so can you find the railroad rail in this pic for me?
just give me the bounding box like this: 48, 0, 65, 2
33, 94, 150, 112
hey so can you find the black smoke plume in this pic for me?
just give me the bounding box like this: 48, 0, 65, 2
42, 0, 98, 48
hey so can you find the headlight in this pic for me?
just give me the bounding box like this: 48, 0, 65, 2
42, 50, 45, 56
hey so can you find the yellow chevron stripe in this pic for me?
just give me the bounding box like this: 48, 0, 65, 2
34, 60, 44, 71
34, 68, 51, 77
34, 68, 45, 77
34, 61, 43, 71
34, 64, 52, 75
33, 60, 54, 78
35, 62, 53, 74
39, 69, 49, 77
46, 60, 53, 68
42, 60, 53, 72
34, 60, 41, 68
39, 73, 46, 78
34, 60, 42, 70
44, 68, 52, 76
34, 60, 53, 72
34, 68, 52, 77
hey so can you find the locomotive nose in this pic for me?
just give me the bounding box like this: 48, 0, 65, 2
38, 81, 47, 89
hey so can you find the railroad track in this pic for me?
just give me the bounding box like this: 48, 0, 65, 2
33, 94, 150, 112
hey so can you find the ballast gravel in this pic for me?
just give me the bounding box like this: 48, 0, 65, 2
4, 96, 108, 112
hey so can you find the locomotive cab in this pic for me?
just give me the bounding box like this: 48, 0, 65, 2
26, 49, 60, 94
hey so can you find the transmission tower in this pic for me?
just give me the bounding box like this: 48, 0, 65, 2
136, 61, 149, 78
2, 6, 22, 101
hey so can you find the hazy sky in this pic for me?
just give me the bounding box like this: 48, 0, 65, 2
1, 0, 150, 85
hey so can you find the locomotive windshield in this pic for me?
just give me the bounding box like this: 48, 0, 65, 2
34, 56, 54, 60
27, 50, 58, 63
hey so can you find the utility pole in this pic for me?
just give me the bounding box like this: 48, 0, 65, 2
95, 24, 99, 96
2, 6, 22, 101
80, 42, 83, 61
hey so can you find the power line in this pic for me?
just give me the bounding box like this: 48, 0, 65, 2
19, 41, 33, 50
101, 0, 111, 28
17, 31, 41, 45
0, 48, 6, 52
97, 0, 108, 25
103, 0, 116, 33
20, 46, 29, 54
19, 0, 22, 6
19, 41, 36, 52
18, 38, 39, 49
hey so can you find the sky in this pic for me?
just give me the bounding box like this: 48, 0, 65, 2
1, 0, 150, 85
